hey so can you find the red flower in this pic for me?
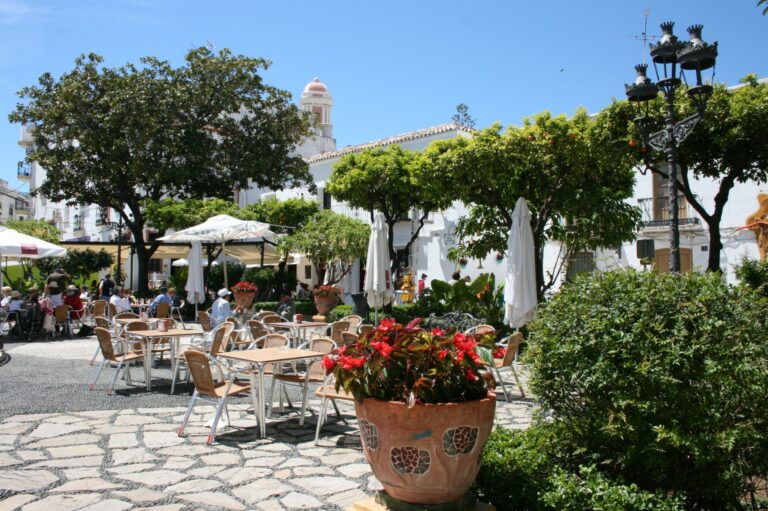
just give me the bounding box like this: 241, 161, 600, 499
339, 354, 365, 370
371, 341, 393, 358
453, 332, 477, 353
466, 369, 478, 381
378, 318, 396, 333
405, 317, 422, 331
321, 355, 336, 374
431, 328, 444, 336
493, 347, 507, 359
438, 349, 449, 360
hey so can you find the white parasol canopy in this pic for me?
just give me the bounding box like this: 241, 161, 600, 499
504, 198, 538, 328
364, 212, 393, 322
0, 226, 66, 259
185, 241, 206, 314
158, 215, 275, 288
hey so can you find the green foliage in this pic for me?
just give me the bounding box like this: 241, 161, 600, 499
734, 257, 768, 297
418, 111, 641, 297
327, 305, 353, 323
144, 198, 238, 232
251, 301, 316, 316
206, 262, 245, 294
237, 196, 320, 235
10, 48, 313, 291
34, 249, 114, 285
281, 210, 369, 286
168, 267, 188, 296
416, 273, 505, 328
542, 466, 683, 511
328, 145, 449, 267
5, 219, 61, 243
528, 270, 768, 510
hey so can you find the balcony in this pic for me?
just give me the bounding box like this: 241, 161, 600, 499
15, 201, 29, 214
18, 124, 34, 148
331, 202, 371, 223
17, 162, 31, 182
637, 196, 700, 228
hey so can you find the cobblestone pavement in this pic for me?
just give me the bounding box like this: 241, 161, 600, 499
0, 336, 535, 510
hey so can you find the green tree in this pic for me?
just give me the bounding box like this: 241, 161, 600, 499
327, 145, 449, 272
237, 196, 320, 235
418, 111, 640, 298
5, 218, 60, 243
759, 0, 767, 15
451, 103, 476, 128
35, 249, 114, 285
281, 210, 369, 286
9, 48, 314, 292
612, 76, 768, 272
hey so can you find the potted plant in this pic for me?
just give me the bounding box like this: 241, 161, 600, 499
323, 318, 496, 505
230, 280, 257, 309
313, 285, 343, 315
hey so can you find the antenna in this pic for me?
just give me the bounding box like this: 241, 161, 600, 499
627, 2, 657, 65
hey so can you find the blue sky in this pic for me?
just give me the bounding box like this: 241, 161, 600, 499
0, 0, 765, 195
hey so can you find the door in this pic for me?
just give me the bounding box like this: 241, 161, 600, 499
654, 248, 692, 273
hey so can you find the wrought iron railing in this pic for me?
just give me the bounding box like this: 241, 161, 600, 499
16, 161, 31, 179
331, 202, 371, 223
637, 196, 699, 227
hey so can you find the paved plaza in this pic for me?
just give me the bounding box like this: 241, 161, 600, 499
0, 337, 534, 511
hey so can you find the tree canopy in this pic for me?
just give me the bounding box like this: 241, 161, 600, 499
5, 218, 60, 244
280, 210, 369, 286
327, 145, 450, 271
606, 75, 768, 272
237, 196, 320, 235
418, 110, 641, 298
9, 47, 314, 291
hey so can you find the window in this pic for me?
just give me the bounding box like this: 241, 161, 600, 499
567, 251, 596, 280
322, 190, 332, 210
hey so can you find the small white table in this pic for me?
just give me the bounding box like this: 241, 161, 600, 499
125, 328, 199, 391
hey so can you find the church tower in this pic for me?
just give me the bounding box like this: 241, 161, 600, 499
300, 78, 333, 139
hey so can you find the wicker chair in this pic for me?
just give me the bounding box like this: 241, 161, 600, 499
89, 327, 143, 395
490, 332, 525, 400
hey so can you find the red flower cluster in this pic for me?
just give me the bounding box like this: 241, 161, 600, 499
231, 281, 257, 293
492, 346, 507, 359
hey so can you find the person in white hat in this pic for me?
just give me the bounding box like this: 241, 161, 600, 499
211, 288, 234, 327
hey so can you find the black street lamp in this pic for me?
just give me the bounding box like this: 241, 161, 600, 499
625, 22, 718, 272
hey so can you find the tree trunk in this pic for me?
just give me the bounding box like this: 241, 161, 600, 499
533, 236, 545, 302
134, 242, 151, 293
706, 221, 723, 272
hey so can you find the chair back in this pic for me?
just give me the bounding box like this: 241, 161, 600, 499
329, 320, 351, 344
95, 327, 116, 361
54, 305, 70, 323
94, 315, 111, 329
114, 312, 138, 320
156, 302, 171, 319
342, 315, 363, 332
125, 320, 150, 332
472, 324, 496, 336
340, 331, 358, 347
92, 300, 107, 317
262, 314, 286, 325
255, 310, 277, 320
176, 300, 186, 309
184, 350, 218, 398
225, 316, 236, 324
263, 333, 289, 349
307, 337, 336, 380
248, 320, 268, 341
209, 322, 234, 356
358, 324, 374, 337
108, 302, 118, 318
501, 332, 524, 367
197, 311, 213, 332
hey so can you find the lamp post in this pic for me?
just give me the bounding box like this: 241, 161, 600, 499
625, 22, 718, 272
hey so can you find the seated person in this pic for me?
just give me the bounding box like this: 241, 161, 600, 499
110, 286, 133, 314
168, 287, 182, 308
7, 291, 23, 313
296, 282, 309, 299
24, 286, 40, 307
63, 285, 84, 319
79, 285, 90, 302
0, 286, 12, 309
149, 286, 173, 315
47, 281, 63, 308
7, 291, 25, 336
275, 290, 296, 320
211, 288, 234, 327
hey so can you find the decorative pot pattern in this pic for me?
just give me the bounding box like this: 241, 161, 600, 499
314, 295, 339, 315
355, 392, 496, 505
233, 291, 256, 309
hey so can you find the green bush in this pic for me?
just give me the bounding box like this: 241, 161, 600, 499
206, 262, 245, 294
542, 466, 683, 511
251, 301, 316, 317
734, 257, 768, 297
528, 270, 768, 510
327, 305, 353, 323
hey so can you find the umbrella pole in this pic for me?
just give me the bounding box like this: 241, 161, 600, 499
222, 240, 228, 289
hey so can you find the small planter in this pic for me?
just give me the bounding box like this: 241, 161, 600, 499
314, 295, 339, 316
355, 392, 496, 505
233, 291, 256, 309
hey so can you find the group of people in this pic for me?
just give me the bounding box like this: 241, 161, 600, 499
209, 287, 296, 327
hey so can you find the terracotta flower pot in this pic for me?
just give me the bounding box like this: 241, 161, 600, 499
314, 295, 339, 315
233, 291, 256, 309
355, 392, 496, 505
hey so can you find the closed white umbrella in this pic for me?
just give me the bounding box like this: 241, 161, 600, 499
364, 212, 393, 323
504, 198, 538, 328
0, 226, 66, 259
158, 215, 275, 288
185, 241, 206, 316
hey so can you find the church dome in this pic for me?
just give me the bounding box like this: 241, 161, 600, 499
304, 78, 329, 94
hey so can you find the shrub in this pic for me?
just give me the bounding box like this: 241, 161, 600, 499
528, 270, 768, 510
327, 305, 353, 323
252, 301, 316, 317
734, 257, 768, 297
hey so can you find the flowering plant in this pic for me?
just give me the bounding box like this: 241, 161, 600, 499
230, 281, 257, 293
323, 318, 494, 404
313, 285, 343, 297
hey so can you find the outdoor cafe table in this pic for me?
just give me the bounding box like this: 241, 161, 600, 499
270, 321, 328, 347
216, 347, 325, 438
124, 328, 199, 391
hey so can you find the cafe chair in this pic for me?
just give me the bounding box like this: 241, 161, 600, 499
358, 324, 374, 337
171, 322, 233, 394
314, 375, 355, 445
53, 305, 72, 338
341, 315, 363, 332
491, 332, 525, 400
171, 300, 186, 328
155, 302, 171, 319
328, 320, 351, 345
89, 326, 143, 395
177, 350, 256, 445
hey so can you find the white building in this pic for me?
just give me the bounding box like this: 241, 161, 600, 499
0, 178, 31, 224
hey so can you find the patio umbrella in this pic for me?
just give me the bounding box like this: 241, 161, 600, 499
185, 241, 206, 316
504, 198, 538, 328
157, 215, 275, 288
364, 212, 393, 324
0, 226, 66, 259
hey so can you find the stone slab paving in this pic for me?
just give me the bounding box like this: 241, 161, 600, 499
0, 397, 534, 510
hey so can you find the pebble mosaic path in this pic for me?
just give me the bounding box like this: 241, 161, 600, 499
0, 337, 535, 510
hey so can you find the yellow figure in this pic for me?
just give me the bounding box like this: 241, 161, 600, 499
400, 273, 415, 303
745, 193, 768, 261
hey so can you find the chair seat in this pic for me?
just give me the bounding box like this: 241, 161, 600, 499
212, 380, 252, 398
315, 385, 355, 401
273, 373, 324, 384
114, 352, 144, 363
494, 359, 505, 369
